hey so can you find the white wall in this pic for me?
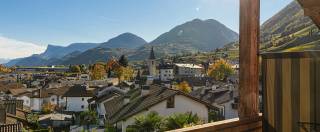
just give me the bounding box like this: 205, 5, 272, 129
120, 95, 209, 132
160, 69, 174, 81
17, 96, 31, 107
221, 101, 238, 119
177, 67, 202, 77
31, 98, 42, 111
65, 97, 91, 112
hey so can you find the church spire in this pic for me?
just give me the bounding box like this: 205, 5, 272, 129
149, 46, 156, 60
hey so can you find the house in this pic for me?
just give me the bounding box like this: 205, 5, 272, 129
104, 85, 219, 132
30, 89, 51, 111
29, 86, 70, 111
63, 84, 95, 112
88, 86, 126, 126
158, 63, 174, 81
174, 63, 203, 77
0, 99, 29, 130
175, 77, 214, 91
79, 74, 90, 81
190, 83, 238, 119
8, 88, 32, 107
39, 113, 73, 131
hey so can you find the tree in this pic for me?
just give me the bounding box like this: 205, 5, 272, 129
118, 55, 128, 67
165, 112, 201, 130
80, 110, 98, 131
114, 66, 134, 82
79, 64, 87, 73
26, 113, 40, 130
69, 65, 81, 73
127, 111, 164, 132
0, 65, 12, 73
208, 59, 235, 81
90, 63, 106, 80
175, 81, 192, 93
41, 102, 55, 114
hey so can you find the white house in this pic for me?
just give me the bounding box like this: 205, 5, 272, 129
30, 89, 51, 111
63, 84, 95, 112
158, 63, 174, 81
7, 89, 32, 107
104, 85, 218, 132
174, 63, 203, 77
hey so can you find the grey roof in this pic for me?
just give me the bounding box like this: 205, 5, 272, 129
88, 86, 125, 103
190, 87, 234, 105
63, 84, 94, 97
104, 85, 218, 124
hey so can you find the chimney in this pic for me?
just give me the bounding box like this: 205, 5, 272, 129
123, 95, 130, 105
141, 85, 150, 96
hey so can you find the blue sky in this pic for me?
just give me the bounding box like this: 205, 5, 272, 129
0, 0, 293, 46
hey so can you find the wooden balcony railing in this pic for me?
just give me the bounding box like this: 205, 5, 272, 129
168, 114, 262, 132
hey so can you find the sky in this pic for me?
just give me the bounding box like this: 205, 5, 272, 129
0, 0, 293, 59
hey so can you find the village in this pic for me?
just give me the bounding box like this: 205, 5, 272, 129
0, 47, 244, 132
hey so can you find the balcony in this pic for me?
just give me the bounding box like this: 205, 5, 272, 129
167, 0, 320, 131
169, 114, 262, 132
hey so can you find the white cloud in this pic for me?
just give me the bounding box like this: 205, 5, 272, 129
0, 36, 46, 59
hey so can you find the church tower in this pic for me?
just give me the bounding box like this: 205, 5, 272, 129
148, 47, 157, 78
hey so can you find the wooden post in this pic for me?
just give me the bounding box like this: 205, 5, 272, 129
239, 0, 260, 119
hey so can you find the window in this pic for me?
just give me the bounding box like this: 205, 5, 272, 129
81, 105, 84, 109
167, 96, 175, 108
82, 98, 84, 101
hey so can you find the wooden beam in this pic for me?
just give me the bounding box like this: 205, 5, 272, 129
297, 0, 320, 28
239, 0, 260, 119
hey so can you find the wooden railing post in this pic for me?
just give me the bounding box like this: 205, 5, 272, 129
239, 0, 260, 119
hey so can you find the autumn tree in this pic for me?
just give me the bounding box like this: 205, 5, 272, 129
175, 81, 192, 93
208, 59, 235, 81
90, 63, 106, 80
41, 102, 55, 114
0, 65, 12, 73
114, 66, 134, 83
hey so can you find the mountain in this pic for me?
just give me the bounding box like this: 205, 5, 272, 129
129, 19, 239, 60
150, 19, 238, 51
260, 1, 320, 52
60, 47, 133, 65
6, 43, 99, 66
100, 33, 147, 49
6, 19, 240, 66
0, 59, 10, 64
41, 43, 99, 59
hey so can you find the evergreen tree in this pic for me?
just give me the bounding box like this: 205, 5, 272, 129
118, 55, 129, 67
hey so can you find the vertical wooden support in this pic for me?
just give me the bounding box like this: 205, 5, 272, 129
239, 0, 260, 119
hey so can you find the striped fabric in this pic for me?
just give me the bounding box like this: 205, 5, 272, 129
261, 52, 320, 132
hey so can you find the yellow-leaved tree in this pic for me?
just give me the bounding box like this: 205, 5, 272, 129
90, 63, 106, 80
175, 81, 192, 93
114, 66, 134, 83
208, 59, 235, 81
0, 65, 12, 73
